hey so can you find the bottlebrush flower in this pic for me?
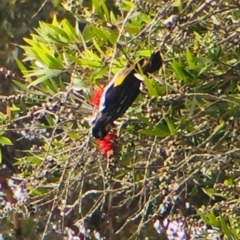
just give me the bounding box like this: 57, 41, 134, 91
91, 87, 117, 155
91, 87, 104, 108
96, 132, 116, 155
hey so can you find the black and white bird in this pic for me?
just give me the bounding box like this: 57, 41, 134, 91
92, 51, 163, 139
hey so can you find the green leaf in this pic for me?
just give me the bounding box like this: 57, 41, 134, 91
171, 60, 184, 79
10, 104, 20, 112
171, 60, 194, 82
110, 11, 117, 24
186, 48, 196, 69
31, 187, 51, 196
208, 212, 221, 228
202, 187, 215, 200
165, 117, 177, 135
194, 31, 202, 41
0, 149, 2, 164
228, 217, 240, 238
134, 171, 142, 182
227, 95, 240, 105
91, 64, 109, 80
91, 25, 112, 43
48, 24, 70, 42
52, 140, 65, 148
195, 57, 213, 64
211, 121, 225, 139
0, 136, 13, 145
121, 0, 134, 10
16, 58, 29, 75
188, 97, 198, 118
69, 53, 102, 68
26, 155, 42, 165
172, 0, 182, 8
68, 132, 80, 139
220, 216, 233, 240
100, 0, 110, 21
27, 69, 62, 86
224, 179, 234, 186
23, 37, 40, 48
93, 39, 105, 56
52, 15, 60, 27
61, 19, 78, 41
12, 80, 46, 96
92, 0, 103, 17
48, 79, 59, 93
12, 80, 28, 91
28, 42, 62, 69
138, 126, 170, 137
137, 115, 154, 126
23, 42, 62, 68
200, 211, 220, 228
198, 62, 214, 75
189, 185, 198, 196
213, 192, 228, 199
45, 114, 55, 126
144, 77, 159, 97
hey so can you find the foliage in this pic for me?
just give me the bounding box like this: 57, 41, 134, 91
1, 0, 240, 239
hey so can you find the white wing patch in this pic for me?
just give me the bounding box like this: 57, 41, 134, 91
133, 73, 144, 81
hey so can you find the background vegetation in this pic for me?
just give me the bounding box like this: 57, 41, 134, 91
1, 0, 240, 239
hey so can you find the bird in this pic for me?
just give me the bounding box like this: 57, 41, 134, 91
91, 51, 163, 140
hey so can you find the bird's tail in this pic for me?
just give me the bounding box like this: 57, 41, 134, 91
92, 112, 113, 140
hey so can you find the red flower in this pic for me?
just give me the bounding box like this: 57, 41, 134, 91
91, 87, 104, 107
96, 132, 116, 155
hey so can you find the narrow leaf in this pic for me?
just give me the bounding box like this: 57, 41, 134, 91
138, 126, 170, 137
186, 48, 196, 69
0, 136, 13, 145
144, 77, 158, 97
165, 117, 177, 135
